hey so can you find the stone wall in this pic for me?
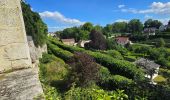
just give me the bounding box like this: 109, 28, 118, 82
0, 0, 32, 73
0, 0, 45, 99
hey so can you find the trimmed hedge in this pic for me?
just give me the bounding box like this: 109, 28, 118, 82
47, 42, 73, 61
49, 39, 144, 80
50, 39, 85, 52
99, 67, 133, 90
86, 51, 144, 80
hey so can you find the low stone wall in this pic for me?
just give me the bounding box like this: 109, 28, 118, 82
0, 67, 44, 100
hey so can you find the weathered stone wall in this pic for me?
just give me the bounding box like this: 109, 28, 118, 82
0, 67, 44, 100
0, 0, 32, 73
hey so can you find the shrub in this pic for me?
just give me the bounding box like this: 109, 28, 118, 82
39, 54, 68, 84
68, 52, 100, 87
64, 85, 128, 100
99, 74, 133, 90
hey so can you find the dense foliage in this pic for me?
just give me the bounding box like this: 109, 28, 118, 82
49, 38, 144, 80
21, 1, 48, 46
68, 52, 100, 87
85, 30, 107, 50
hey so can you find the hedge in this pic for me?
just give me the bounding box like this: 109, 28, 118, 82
86, 51, 144, 80
47, 42, 73, 61
49, 39, 85, 52
49, 39, 144, 80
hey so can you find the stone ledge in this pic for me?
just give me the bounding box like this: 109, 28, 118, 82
0, 67, 44, 100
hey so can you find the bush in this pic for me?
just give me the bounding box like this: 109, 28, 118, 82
64, 85, 128, 100
68, 52, 100, 87
39, 54, 68, 84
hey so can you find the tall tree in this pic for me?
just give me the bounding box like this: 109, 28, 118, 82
112, 22, 128, 33
81, 22, 93, 32
103, 24, 113, 38
128, 19, 143, 35
144, 19, 162, 29
87, 30, 107, 50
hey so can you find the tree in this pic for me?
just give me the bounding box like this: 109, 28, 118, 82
103, 24, 113, 38
68, 52, 100, 87
128, 19, 143, 35
87, 30, 107, 50
94, 25, 103, 32
112, 22, 128, 33
144, 19, 162, 29
81, 22, 93, 32
21, 1, 48, 46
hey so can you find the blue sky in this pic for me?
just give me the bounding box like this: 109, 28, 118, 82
25, 0, 170, 32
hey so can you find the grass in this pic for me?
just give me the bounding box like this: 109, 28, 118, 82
153, 75, 167, 83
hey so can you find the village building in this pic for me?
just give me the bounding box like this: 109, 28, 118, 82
135, 58, 160, 80
61, 38, 76, 46
115, 36, 131, 46
48, 32, 56, 37
143, 27, 157, 36
78, 40, 91, 48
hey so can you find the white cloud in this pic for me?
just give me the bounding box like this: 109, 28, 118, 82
144, 15, 153, 19
120, 2, 170, 15
39, 11, 85, 25
118, 5, 125, 8
115, 19, 129, 22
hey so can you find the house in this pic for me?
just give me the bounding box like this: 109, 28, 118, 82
159, 25, 168, 32
61, 38, 76, 46
78, 40, 91, 48
144, 27, 157, 35
48, 32, 56, 37
115, 36, 131, 46
134, 58, 160, 80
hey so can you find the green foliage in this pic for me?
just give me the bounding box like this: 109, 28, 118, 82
49, 38, 144, 80
68, 52, 100, 87
156, 38, 165, 47
47, 42, 73, 61
43, 85, 61, 100
82, 22, 93, 32
144, 19, 162, 29
64, 85, 128, 100
86, 30, 107, 50
86, 51, 144, 80
49, 38, 85, 53
128, 19, 143, 35
21, 1, 48, 46
104, 50, 124, 60
112, 22, 128, 33
39, 54, 68, 84
99, 67, 134, 90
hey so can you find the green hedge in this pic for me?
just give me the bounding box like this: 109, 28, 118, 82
47, 42, 73, 61
49, 39, 85, 52
86, 51, 144, 80
49, 39, 144, 80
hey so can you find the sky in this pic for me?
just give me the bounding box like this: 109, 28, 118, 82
25, 0, 170, 32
